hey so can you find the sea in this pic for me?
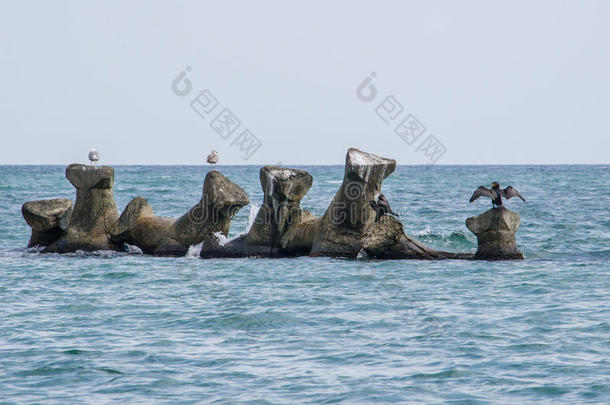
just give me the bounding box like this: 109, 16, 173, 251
0, 165, 608, 404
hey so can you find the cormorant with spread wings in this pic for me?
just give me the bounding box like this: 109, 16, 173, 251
469, 182, 525, 208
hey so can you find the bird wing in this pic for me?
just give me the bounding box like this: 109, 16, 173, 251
502, 186, 526, 201
469, 186, 493, 202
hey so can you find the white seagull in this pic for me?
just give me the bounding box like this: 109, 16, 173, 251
206, 150, 218, 166
88, 148, 100, 166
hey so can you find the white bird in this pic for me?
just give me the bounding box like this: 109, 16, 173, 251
206, 150, 218, 166
88, 148, 100, 166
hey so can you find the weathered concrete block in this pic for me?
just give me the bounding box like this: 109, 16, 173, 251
310, 148, 396, 257
22, 198, 73, 247
246, 166, 313, 247
113, 170, 248, 256
466, 207, 524, 260
43, 165, 121, 253
201, 166, 314, 258
175, 170, 249, 247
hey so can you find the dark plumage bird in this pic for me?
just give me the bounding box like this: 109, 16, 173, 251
469, 181, 525, 208
369, 193, 399, 222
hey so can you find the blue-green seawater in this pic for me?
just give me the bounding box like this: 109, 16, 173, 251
0, 165, 608, 404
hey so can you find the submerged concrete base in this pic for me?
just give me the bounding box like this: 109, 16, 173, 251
361, 216, 473, 260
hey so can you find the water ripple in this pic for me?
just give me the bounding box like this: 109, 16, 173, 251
0, 165, 609, 403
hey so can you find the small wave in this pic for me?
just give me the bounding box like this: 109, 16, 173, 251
103, 271, 137, 279
210, 310, 299, 333
95, 367, 124, 375
412, 368, 471, 379
63, 349, 92, 355
414, 226, 431, 236
23, 246, 45, 254
415, 229, 477, 251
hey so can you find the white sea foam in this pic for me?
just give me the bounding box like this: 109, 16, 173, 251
185, 242, 203, 258
356, 248, 369, 260
414, 226, 432, 236
124, 244, 143, 255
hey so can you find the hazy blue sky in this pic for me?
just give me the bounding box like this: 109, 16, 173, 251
1, 1, 608, 165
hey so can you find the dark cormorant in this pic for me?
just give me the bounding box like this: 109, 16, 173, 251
469, 182, 525, 208
369, 193, 399, 222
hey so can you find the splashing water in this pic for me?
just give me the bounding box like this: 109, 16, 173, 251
124, 243, 143, 255
245, 203, 260, 233
356, 248, 369, 260
414, 225, 431, 236
207, 204, 261, 248
185, 242, 203, 258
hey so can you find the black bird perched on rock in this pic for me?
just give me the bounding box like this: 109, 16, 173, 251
469, 182, 526, 208
369, 193, 399, 222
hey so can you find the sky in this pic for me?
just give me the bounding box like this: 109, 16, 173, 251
1, 1, 608, 165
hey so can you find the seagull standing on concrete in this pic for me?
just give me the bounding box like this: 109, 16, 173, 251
206, 150, 218, 167
88, 148, 100, 166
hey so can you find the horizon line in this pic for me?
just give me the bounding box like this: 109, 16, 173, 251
1, 163, 608, 167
